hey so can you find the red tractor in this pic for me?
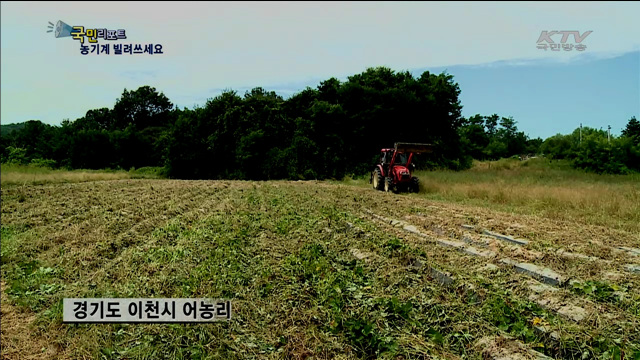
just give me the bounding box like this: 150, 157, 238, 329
370, 142, 433, 193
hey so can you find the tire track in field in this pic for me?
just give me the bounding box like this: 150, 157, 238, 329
360, 209, 639, 351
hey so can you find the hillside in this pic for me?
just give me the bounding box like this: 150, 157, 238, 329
0, 122, 27, 137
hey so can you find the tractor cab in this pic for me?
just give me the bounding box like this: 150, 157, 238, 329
380, 149, 408, 167
380, 149, 393, 166
393, 152, 409, 167
380, 149, 410, 172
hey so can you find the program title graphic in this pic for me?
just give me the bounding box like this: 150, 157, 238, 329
47, 20, 164, 55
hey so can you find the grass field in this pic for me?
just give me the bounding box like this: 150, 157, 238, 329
0, 164, 166, 186
342, 158, 640, 234
1, 160, 639, 359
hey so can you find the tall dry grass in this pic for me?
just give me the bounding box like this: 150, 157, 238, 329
0, 164, 163, 186
1, 171, 131, 185
345, 158, 640, 232
414, 158, 640, 232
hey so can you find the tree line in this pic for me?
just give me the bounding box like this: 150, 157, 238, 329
541, 119, 640, 174
1, 67, 638, 177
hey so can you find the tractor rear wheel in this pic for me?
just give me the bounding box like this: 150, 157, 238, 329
384, 177, 393, 193
372, 168, 384, 191
410, 177, 420, 193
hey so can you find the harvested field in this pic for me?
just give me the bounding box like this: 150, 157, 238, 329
1, 178, 639, 359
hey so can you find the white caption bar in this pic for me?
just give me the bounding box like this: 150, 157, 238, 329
63, 298, 231, 323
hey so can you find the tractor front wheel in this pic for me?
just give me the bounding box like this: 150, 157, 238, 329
410, 177, 420, 193
372, 168, 384, 191
384, 177, 394, 193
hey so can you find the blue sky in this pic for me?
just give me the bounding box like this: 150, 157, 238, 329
1, 1, 639, 139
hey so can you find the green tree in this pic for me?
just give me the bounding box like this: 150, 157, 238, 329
497, 116, 527, 157
459, 114, 489, 160
0, 68, 502, 178
525, 137, 543, 155
68, 129, 115, 169
15, 121, 56, 160
541, 134, 570, 159
621, 116, 640, 145
485, 114, 499, 138
74, 108, 113, 131
4, 146, 28, 164
112, 86, 173, 130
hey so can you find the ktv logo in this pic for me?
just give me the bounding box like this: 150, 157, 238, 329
536, 30, 592, 52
